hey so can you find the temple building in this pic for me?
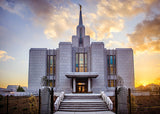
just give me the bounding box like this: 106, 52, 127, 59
28, 6, 134, 93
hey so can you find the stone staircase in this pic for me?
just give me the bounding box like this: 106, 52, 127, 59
58, 94, 109, 112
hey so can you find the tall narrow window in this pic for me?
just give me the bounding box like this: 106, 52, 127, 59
110, 56, 113, 74
108, 80, 117, 87
76, 53, 79, 72
85, 53, 87, 72
50, 56, 53, 75
79, 53, 84, 72
47, 56, 50, 75
53, 56, 56, 75
47, 55, 56, 75
107, 55, 116, 75
113, 56, 116, 74
75, 53, 87, 72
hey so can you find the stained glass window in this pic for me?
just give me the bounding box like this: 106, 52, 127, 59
85, 53, 87, 72
53, 56, 56, 75
47, 55, 56, 75
50, 56, 53, 75
79, 53, 84, 72
107, 55, 116, 75
75, 53, 87, 72
108, 80, 117, 87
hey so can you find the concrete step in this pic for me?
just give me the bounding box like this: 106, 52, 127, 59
60, 104, 106, 106
58, 109, 108, 112
61, 102, 106, 104
64, 96, 101, 99
58, 94, 108, 112
59, 106, 107, 109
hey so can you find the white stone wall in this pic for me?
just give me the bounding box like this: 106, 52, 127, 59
116, 48, 135, 89
83, 36, 90, 47
57, 42, 72, 93
28, 48, 47, 91
55, 49, 59, 89
72, 36, 79, 47
91, 42, 106, 92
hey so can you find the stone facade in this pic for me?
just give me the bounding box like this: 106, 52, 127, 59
28, 48, 47, 91
28, 7, 135, 93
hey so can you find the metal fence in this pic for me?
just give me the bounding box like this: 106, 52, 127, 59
129, 89, 160, 114
114, 88, 160, 114
0, 89, 56, 114
0, 95, 39, 114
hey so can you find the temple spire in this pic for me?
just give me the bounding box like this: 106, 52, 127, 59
79, 4, 83, 25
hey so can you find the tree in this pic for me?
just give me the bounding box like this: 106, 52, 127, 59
117, 75, 124, 86
17, 85, 25, 92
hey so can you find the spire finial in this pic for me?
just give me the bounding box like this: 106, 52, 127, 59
78, 4, 83, 25
79, 4, 82, 11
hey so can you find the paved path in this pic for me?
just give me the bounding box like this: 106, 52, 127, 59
54, 111, 115, 114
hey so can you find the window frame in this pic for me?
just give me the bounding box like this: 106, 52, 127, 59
47, 55, 56, 76
107, 55, 116, 75
75, 53, 87, 72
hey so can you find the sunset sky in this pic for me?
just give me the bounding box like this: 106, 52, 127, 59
0, 0, 160, 88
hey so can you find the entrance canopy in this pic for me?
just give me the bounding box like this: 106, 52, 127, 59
65, 72, 98, 78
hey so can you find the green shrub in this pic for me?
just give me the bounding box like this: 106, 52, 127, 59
17, 85, 25, 92
28, 95, 38, 114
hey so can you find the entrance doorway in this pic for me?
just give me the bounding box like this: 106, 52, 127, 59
76, 78, 88, 93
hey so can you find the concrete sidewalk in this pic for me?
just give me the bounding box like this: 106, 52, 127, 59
54, 111, 115, 114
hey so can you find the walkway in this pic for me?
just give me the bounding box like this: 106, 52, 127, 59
55, 111, 115, 114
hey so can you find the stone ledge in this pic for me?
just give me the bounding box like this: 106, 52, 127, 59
65, 72, 99, 78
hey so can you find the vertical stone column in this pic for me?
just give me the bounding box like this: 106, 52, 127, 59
41, 87, 50, 114
88, 78, 91, 92
73, 78, 76, 93
117, 86, 128, 114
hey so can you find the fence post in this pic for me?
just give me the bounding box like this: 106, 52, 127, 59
7, 95, 8, 114
39, 89, 41, 114
115, 87, 118, 114
53, 88, 54, 113
159, 87, 160, 99
128, 88, 131, 114
51, 88, 53, 114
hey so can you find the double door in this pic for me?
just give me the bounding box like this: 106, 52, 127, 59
76, 78, 88, 93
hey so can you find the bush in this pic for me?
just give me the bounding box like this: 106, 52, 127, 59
17, 85, 25, 92
28, 95, 38, 114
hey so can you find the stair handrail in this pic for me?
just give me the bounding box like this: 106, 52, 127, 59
54, 91, 65, 111
101, 91, 113, 110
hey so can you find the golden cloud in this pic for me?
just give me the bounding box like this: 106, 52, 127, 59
44, 5, 77, 40
1, 0, 159, 43
128, 15, 160, 53
97, 0, 145, 18
0, 50, 15, 62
